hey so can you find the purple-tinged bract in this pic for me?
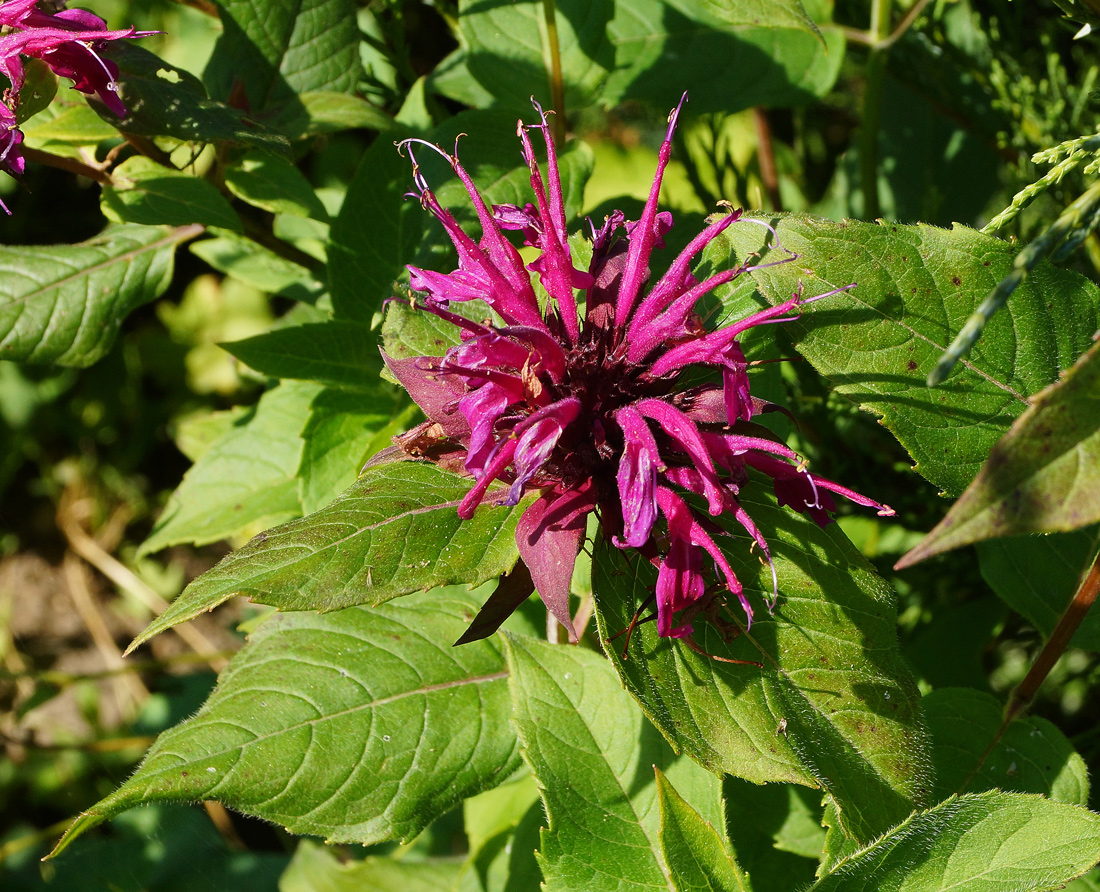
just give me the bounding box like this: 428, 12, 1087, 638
389, 95, 894, 646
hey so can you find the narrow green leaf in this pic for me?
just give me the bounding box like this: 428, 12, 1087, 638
926, 688, 1089, 805
108, 44, 290, 152
298, 385, 416, 514
656, 770, 752, 892
718, 216, 1100, 497
0, 223, 194, 367
280, 840, 465, 892
899, 340, 1100, 565
505, 636, 724, 892
205, 0, 360, 112
593, 488, 931, 843
810, 791, 1100, 892
221, 320, 382, 389
130, 463, 526, 651
139, 381, 318, 557
224, 151, 328, 220
977, 527, 1100, 649
102, 156, 242, 230
55, 593, 520, 853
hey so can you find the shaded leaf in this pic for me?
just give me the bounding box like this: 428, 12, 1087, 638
592, 488, 931, 844
657, 769, 752, 892
505, 636, 724, 892
221, 320, 382, 389
809, 791, 1100, 892
191, 229, 323, 300
456, 0, 615, 114
718, 215, 1100, 497
224, 151, 329, 219
139, 381, 317, 556
56, 593, 521, 851
16, 58, 57, 125
605, 0, 843, 113
977, 527, 1100, 649
204, 0, 361, 112
328, 126, 421, 321
102, 156, 242, 230
926, 688, 1089, 805
268, 91, 394, 140
899, 340, 1100, 565
130, 462, 526, 651
0, 223, 194, 367
280, 840, 465, 892
107, 44, 290, 152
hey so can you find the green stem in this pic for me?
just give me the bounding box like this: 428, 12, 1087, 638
541, 0, 566, 141
859, 0, 893, 220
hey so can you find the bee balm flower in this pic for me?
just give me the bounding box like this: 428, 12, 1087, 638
386, 95, 893, 646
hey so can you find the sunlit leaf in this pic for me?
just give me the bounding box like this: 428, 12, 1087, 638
55, 593, 520, 852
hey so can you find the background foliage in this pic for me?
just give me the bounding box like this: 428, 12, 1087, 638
3, 0, 1100, 890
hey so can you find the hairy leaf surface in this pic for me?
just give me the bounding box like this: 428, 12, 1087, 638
506, 636, 725, 892
131, 463, 525, 650
717, 216, 1100, 497
57, 594, 520, 850
0, 223, 193, 367
593, 488, 931, 843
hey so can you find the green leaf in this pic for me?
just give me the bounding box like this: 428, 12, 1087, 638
977, 528, 1100, 650
298, 385, 417, 514
592, 488, 931, 844
139, 381, 318, 557
20, 85, 117, 148
221, 320, 382, 389
191, 229, 323, 299
280, 840, 465, 892
16, 58, 58, 125
458, 0, 615, 113
461, 773, 544, 892
55, 593, 520, 853
898, 340, 1100, 565
130, 462, 526, 651
381, 299, 468, 362
0, 223, 194, 367
926, 688, 1089, 805
102, 156, 242, 230
809, 791, 1100, 892
328, 126, 422, 321
505, 635, 724, 892
656, 770, 753, 892
204, 0, 360, 113
718, 215, 1100, 497
268, 91, 394, 139
107, 44, 290, 152
224, 151, 328, 219
723, 778, 824, 887
604, 0, 843, 113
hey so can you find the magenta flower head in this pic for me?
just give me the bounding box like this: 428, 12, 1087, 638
0, 0, 154, 116
387, 94, 894, 648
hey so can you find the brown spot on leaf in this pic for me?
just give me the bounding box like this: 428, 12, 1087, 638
907, 360, 918, 371
952, 275, 962, 286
